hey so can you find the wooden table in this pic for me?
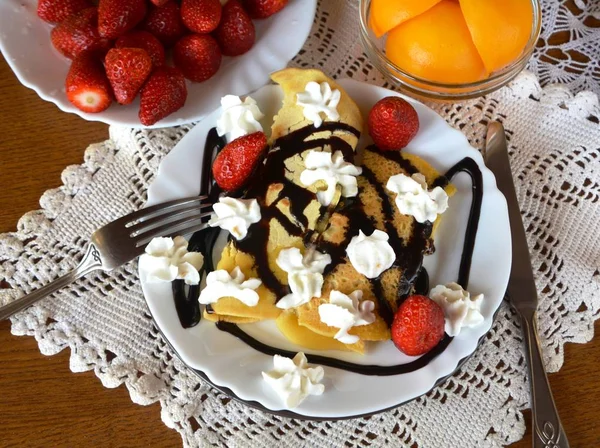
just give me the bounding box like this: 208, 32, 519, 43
1, 56, 599, 448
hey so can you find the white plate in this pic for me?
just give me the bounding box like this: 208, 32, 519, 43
141, 79, 511, 418
0, 0, 316, 128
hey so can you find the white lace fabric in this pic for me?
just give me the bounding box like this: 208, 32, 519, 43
2, 1, 600, 447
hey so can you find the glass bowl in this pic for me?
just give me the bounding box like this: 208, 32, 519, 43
359, 0, 542, 101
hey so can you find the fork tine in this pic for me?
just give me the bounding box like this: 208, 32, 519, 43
108, 196, 209, 229
129, 201, 214, 235
135, 222, 212, 248
135, 221, 212, 248
162, 222, 212, 242
134, 211, 214, 246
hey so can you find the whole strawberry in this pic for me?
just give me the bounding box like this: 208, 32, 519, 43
143, 1, 186, 47
173, 34, 222, 82
104, 48, 152, 105
37, 0, 91, 24
391, 295, 445, 356
242, 0, 288, 19
180, 0, 222, 34
368, 96, 420, 151
116, 31, 165, 67
212, 132, 268, 191
139, 66, 188, 126
98, 0, 147, 39
50, 7, 111, 59
215, 0, 255, 57
66, 51, 113, 113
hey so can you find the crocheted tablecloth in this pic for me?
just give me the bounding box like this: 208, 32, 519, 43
2, 1, 600, 447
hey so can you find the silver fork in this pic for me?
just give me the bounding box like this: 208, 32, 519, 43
0, 196, 213, 321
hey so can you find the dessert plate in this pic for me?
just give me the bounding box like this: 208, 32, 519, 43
140, 79, 511, 418
0, 0, 316, 128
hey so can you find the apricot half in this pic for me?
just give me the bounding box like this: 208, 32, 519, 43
385, 0, 488, 84
370, 0, 442, 38
460, 0, 533, 73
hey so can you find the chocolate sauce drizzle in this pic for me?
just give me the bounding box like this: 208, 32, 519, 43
433, 157, 483, 288
233, 122, 361, 299
360, 158, 433, 324
216, 320, 452, 376
171, 123, 483, 376
172, 128, 226, 328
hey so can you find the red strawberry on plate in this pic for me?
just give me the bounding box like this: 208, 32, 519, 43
212, 132, 268, 191
105, 48, 152, 105
391, 295, 445, 356
368, 96, 420, 151
37, 0, 92, 24
66, 51, 113, 113
98, 0, 147, 39
180, 0, 222, 34
143, 1, 186, 47
50, 7, 111, 59
116, 31, 166, 67
139, 66, 188, 126
173, 34, 222, 82
242, 0, 288, 19
215, 0, 255, 57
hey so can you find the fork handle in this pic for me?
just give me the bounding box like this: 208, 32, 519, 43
0, 244, 104, 321
519, 311, 570, 448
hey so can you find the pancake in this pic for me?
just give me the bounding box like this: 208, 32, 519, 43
269, 68, 363, 146
206, 68, 363, 326
292, 148, 455, 345
203, 68, 454, 353
276, 310, 364, 353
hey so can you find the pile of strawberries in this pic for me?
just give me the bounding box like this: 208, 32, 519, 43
38, 0, 288, 126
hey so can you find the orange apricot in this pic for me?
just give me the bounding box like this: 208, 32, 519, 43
460, 0, 533, 73
385, 0, 488, 84
368, 8, 385, 37
370, 0, 443, 38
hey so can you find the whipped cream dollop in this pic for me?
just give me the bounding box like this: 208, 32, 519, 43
216, 95, 264, 142
318, 290, 375, 344
208, 197, 261, 240
346, 230, 395, 279
386, 173, 449, 223
139, 236, 204, 285
296, 81, 341, 128
430, 282, 484, 337
276, 247, 331, 310
261, 352, 325, 409
198, 266, 262, 307
300, 150, 362, 206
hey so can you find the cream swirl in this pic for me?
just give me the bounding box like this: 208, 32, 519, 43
275, 248, 331, 310
346, 230, 395, 278
261, 352, 325, 409
300, 150, 362, 206
139, 236, 204, 285
430, 282, 484, 337
318, 290, 375, 344
208, 197, 261, 240
198, 267, 262, 307
296, 81, 340, 128
216, 95, 264, 142
386, 173, 449, 223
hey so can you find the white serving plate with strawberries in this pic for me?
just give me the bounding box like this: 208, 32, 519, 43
140, 79, 511, 418
0, 0, 315, 128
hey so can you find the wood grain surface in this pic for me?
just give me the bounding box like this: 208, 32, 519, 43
1, 56, 599, 448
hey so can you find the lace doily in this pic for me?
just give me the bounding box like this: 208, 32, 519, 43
2, 1, 600, 447
530, 0, 600, 96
